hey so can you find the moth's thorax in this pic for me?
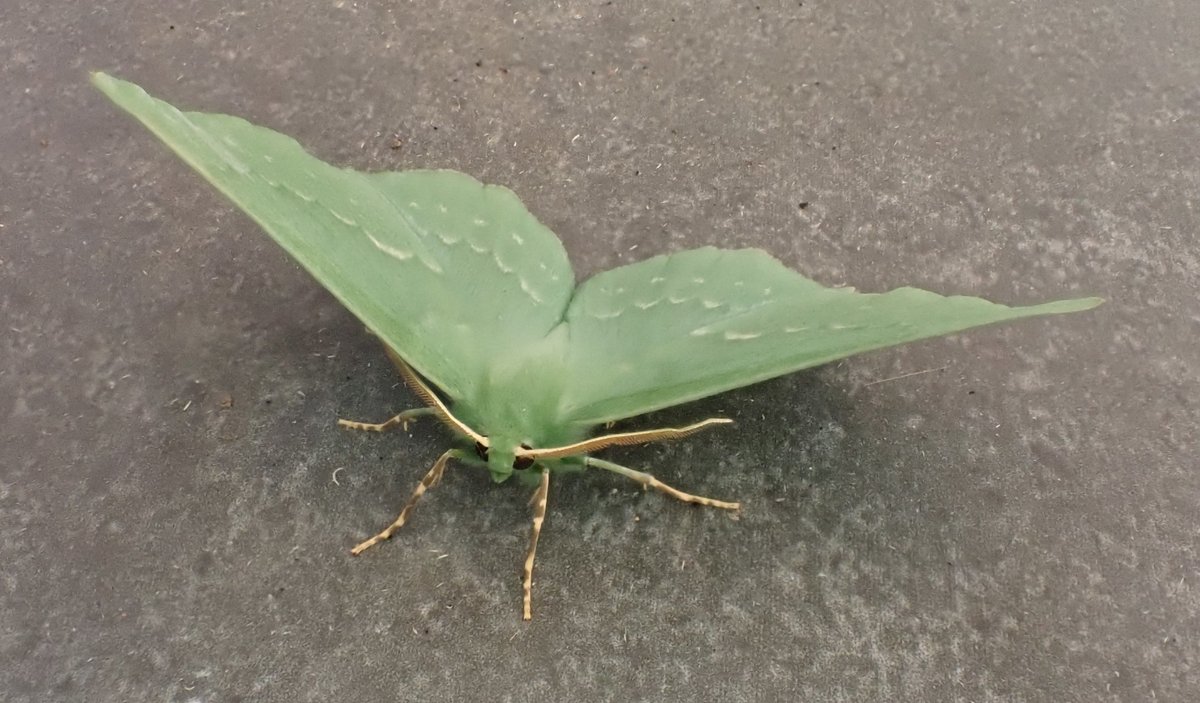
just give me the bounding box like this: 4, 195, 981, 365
454, 328, 583, 451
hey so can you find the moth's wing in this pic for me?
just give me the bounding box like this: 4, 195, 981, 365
559, 247, 1101, 425
94, 73, 574, 400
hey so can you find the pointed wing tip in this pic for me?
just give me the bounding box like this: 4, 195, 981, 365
90, 70, 121, 92
90, 71, 145, 108
1027, 296, 1105, 315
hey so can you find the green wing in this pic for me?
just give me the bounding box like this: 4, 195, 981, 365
93, 73, 575, 400
559, 247, 1101, 425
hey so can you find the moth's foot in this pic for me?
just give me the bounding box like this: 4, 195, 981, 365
641, 475, 741, 511
350, 531, 392, 556
337, 407, 434, 433
349, 449, 456, 557
585, 457, 741, 511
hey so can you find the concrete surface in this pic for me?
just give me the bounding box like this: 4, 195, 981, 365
3, 1, 1197, 701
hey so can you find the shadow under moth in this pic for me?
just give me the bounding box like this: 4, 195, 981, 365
93, 72, 1102, 619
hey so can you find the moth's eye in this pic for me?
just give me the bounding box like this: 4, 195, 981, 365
513, 443, 534, 471
474, 441, 489, 461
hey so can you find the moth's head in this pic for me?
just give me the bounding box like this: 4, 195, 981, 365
474, 436, 535, 483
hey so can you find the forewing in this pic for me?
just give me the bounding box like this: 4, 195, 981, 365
94, 73, 575, 399
559, 247, 1101, 424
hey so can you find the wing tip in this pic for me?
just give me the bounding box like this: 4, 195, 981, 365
91, 71, 159, 117
1022, 296, 1105, 316
90, 70, 119, 94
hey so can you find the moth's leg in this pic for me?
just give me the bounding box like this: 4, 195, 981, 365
522, 469, 551, 621
337, 407, 436, 433
350, 448, 460, 556
525, 418, 732, 460
380, 345, 488, 445
585, 457, 741, 511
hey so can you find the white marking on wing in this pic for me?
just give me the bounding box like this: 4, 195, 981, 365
701, 299, 721, 309
668, 295, 689, 304
493, 252, 514, 274
262, 154, 274, 163
651, 277, 665, 284
784, 326, 809, 334
473, 218, 487, 226
438, 203, 448, 213
519, 278, 544, 304
724, 331, 762, 340
690, 327, 713, 336
408, 201, 421, 209
692, 277, 705, 284
364, 231, 413, 261
512, 232, 524, 245
469, 242, 488, 253
592, 310, 622, 320
635, 299, 661, 310
830, 323, 864, 330
329, 210, 357, 227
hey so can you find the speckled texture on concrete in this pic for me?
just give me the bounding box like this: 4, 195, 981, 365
3, 1, 1197, 701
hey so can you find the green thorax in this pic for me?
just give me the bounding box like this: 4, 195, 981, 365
451, 325, 590, 480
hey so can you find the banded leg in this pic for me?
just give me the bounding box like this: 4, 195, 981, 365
351, 449, 458, 556
585, 457, 741, 510
523, 418, 732, 460
338, 407, 436, 433
523, 469, 551, 621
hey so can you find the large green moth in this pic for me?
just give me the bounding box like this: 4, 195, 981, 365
92, 72, 1102, 619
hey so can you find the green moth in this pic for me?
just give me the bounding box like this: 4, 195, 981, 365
92, 72, 1102, 619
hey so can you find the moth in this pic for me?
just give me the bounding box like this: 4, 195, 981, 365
93, 73, 1102, 619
